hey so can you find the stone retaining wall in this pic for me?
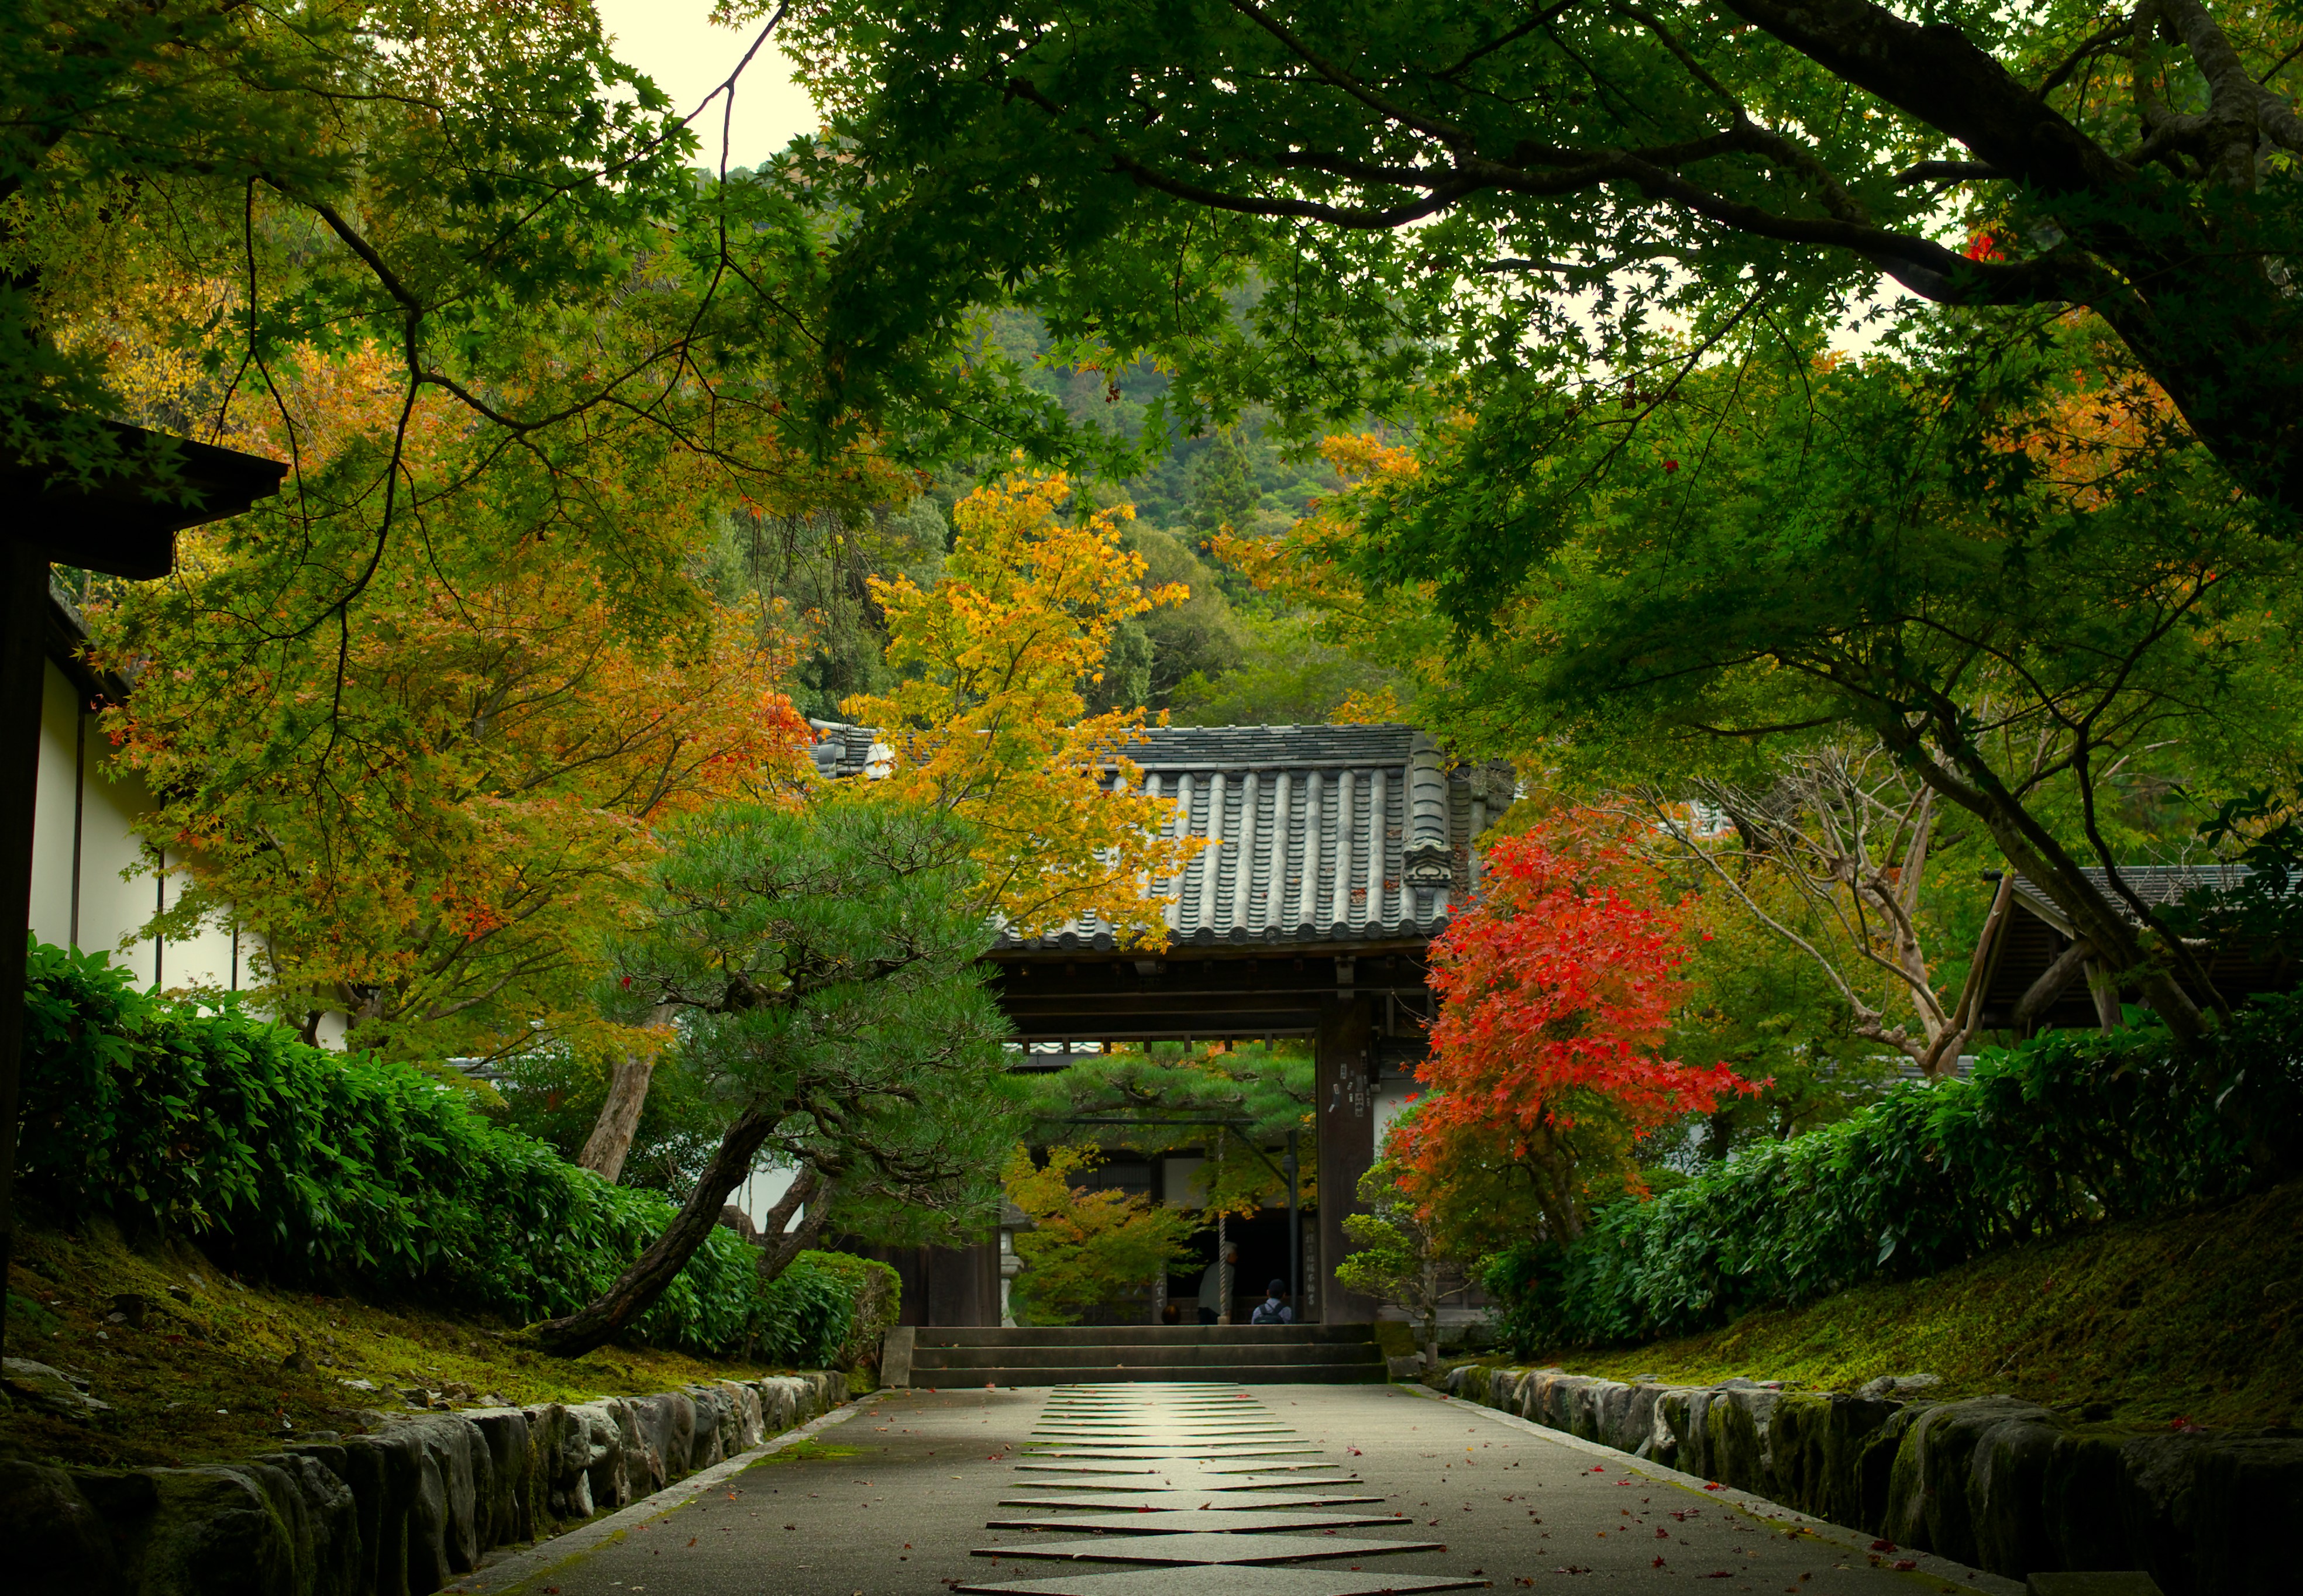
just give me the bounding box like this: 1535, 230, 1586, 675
4, 1369, 848, 1596
1444, 1364, 2301, 1596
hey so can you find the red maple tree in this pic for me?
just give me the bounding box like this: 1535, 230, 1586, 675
1395, 811, 1758, 1242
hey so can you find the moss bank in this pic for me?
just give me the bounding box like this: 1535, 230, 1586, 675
2, 1219, 798, 1471
1499, 1178, 2303, 1428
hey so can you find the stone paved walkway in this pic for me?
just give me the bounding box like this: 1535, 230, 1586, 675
480, 1382, 2021, 1596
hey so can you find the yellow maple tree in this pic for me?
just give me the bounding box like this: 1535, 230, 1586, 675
841, 468, 1207, 944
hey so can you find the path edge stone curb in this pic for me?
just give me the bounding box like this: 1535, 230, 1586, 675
1433, 1363, 2303, 1596
440, 1383, 865, 1594
1403, 1382, 2022, 1596
0, 1367, 852, 1596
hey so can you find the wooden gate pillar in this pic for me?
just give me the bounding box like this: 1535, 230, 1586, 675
1314, 990, 1378, 1323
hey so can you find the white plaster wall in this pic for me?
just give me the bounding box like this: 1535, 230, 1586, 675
1371, 1076, 1420, 1156
32, 657, 240, 996
733, 1164, 803, 1232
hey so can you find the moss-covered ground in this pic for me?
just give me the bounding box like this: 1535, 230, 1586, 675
1474, 1178, 2303, 1429
1, 1219, 796, 1472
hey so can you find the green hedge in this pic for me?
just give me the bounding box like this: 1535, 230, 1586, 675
17, 939, 853, 1359
1487, 993, 2303, 1350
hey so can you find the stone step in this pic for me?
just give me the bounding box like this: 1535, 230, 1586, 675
904, 1362, 1385, 1387
919, 1325, 1373, 1347
913, 1342, 1382, 1371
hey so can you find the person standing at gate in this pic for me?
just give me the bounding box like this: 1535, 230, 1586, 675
1197, 1242, 1238, 1324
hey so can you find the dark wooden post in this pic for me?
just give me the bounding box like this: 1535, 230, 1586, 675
1314, 987, 1377, 1323
1283, 1126, 1300, 1311
0, 542, 49, 1363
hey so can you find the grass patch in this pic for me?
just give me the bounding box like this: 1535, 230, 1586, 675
746, 1438, 860, 1467
1483, 1178, 2303, 1428
2, 1218, 805, 1471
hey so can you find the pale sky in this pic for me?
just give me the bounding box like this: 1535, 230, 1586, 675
593, 1, 820, 170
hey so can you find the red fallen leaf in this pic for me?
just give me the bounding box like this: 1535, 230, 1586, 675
1656, 1529, 1671, 1538
1654, 1557, 1668, 1569
2169, 1416, 2205, 1433
1870, 1540, 1896, 1553
687, 1538, 697, 1547
1471, 1571, 1485, 1577
1894, 1561, 1919, 1573
1428, 1519, 1441, 1526
1700, 1573, 1732, 1580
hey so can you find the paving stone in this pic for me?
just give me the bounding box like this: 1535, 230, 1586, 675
999, 1492, 1386, 1509
1025, 1445, 1319, 1457
953, 1567, 1489, 1596
1034, 1419, 1292, 1428
987, 1509, 1410, 1532
1034, 1426, 1293, 1435
973, 1532, 1442, 1564
1007, 1475, 1366, 1491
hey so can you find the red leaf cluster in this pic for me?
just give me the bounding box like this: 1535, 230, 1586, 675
1412, 816, 1753, 1144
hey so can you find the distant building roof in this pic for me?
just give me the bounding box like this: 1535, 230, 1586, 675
1982, 861, 2293, 1033
806, 721, 1516, 954
2007, 863, 2256, 938
807, 719, 891, 780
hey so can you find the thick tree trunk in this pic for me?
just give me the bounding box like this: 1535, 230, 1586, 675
528, 1105, 783, 1357
577, 1054, 655, 1184
2012, 938, 2097, 1033
1887, 723, 2210, 1043
751, 1164, 837, 1283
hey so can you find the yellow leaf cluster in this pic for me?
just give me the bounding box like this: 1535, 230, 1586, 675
841, 467, 1207, 944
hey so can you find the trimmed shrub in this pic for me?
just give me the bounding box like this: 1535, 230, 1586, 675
1487, 994, 2303, 1350
20, 940, 801, 1356
757, 1249, 902, 1371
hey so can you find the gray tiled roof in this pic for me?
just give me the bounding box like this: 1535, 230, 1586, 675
805, 721, 1516, 953
2010, 863, 2256, 935
1061, 725, 1509, 952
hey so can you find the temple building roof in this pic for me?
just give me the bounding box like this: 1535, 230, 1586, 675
804, 721, 1516, 957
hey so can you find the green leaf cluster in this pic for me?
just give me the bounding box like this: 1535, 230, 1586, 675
15, 937, 865, 1357
1004, 1145, 1200, 1326
1484, 997, 2303, 1351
